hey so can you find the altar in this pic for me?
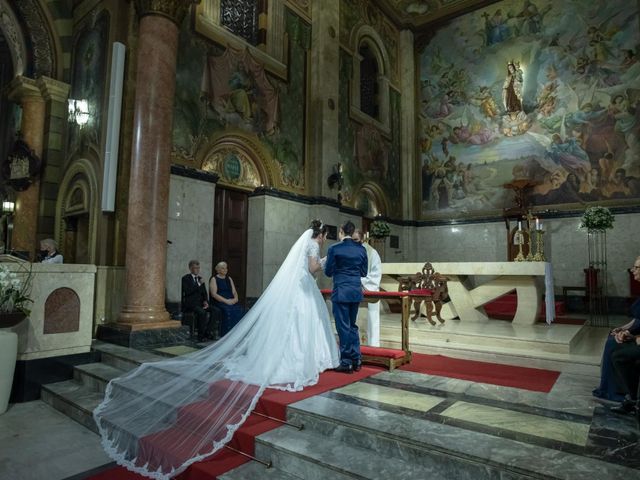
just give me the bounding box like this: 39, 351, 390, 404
380, 262, 554, 325
375, 262, 604, 375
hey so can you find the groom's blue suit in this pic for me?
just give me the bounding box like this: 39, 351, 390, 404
325, 237, 368, 368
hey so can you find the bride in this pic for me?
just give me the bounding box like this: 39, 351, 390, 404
94, 220, 339, 479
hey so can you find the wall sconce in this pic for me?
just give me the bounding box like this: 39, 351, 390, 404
1, 199, 14, 254
2, 201, 15, 214
68, 99, 90, 127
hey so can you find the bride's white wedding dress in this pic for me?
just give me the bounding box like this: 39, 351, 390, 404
94, 229, 339, 479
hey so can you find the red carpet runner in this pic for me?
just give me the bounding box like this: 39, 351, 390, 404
399, 354, 560, 393
86, 354, 559, 480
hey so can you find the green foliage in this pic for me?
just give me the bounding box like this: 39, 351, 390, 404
0, 264, 33, 316
370, 220, 391, 239
580, 206, 615, 231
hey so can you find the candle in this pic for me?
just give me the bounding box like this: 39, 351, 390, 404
518, 221, 522, 231
539, 221, 543, 231
535, 218, 540, 230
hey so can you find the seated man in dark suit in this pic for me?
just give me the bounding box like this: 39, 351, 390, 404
181, 260, 213, 341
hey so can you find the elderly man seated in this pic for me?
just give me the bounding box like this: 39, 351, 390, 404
181, 260, 214, 341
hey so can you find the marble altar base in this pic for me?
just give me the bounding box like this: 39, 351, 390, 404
378, 313, 607, 376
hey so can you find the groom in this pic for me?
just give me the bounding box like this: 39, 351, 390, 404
324, 220, 368, 373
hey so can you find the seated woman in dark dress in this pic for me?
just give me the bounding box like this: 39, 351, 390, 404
593, 255, 640, 401
209, 261, 244, 337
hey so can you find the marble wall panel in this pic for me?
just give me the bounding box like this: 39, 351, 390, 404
166, 174, 215, 303
246, 195, 361, 295
403, 212, 640, 298
43, 288, 80, 334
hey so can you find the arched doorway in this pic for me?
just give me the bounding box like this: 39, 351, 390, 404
55, 157, 100, 264
200, 133, 274, 304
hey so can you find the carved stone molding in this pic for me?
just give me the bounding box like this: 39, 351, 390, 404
0, 0, 27, 75
37, 76, 71, 104
6, 76, 43, 104
134, 0, 201, 26
11, 0, 56, 77
6, 75, 70, 106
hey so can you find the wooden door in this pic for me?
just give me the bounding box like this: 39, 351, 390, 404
213, 188, 248, 305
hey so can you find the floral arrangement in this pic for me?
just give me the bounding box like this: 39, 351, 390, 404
370, 220, 391, 239
580, 206, 615, 231
0, 264, 33, 316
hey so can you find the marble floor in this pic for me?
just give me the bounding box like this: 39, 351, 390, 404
0, 401, 112, 480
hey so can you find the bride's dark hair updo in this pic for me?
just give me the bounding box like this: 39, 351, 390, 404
310, 219, 327, 238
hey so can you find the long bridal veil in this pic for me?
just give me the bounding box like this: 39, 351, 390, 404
94, 229, 334, 479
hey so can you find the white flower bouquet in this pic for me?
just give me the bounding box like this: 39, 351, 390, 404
580, 206, 615, 231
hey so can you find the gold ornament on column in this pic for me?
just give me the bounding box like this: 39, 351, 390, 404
134, 0, 201, 26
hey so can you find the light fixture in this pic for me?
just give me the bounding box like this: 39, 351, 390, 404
68, 99, 90, 127
2, 201, 15, 214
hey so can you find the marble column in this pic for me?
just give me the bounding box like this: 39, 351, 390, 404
117, 1, 194, 331
309, 0, 340, 198
6, 76, 46, 259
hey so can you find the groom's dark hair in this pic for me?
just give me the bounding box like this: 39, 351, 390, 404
341, 220, 355, 236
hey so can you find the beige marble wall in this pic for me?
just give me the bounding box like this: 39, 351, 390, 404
166, 175, 216, 303
1, 262, 97, 360
247, 195, 361, 296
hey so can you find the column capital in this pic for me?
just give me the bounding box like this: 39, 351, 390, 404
36, 76, 71, 104
6, 76, 44, 104
134, 0, 201, 26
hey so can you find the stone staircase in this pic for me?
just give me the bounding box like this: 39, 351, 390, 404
41, 342, 166, 434
219, 392, 637, 480
40, 342, 639, 480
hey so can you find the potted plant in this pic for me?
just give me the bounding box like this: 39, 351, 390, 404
369, 220, 391, 239
0, 264, 32, 327
0, 263, 32, 414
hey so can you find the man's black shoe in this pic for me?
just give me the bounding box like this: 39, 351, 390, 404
611, 399, 637, 415
353, 362, 362, 372
334, 364, 353, 374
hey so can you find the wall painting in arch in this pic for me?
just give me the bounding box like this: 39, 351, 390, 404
418, 0, 640, 219
68, 10, 109, 153
171, 10, 309, 191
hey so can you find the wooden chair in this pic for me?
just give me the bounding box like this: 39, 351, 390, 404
398, 262, 449, 325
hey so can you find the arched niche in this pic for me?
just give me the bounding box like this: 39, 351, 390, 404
0, 0, 28, 76
55, 156, 100, 264
348, 24, 391, 134
353, 182, 390, 217
199, 131, 277, 190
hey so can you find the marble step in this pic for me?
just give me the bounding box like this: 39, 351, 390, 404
41, 380, 103, 434
254, 426, 461, 480
73, 362, 127, 393
92, 340, 165, 371
285, 394, 635, 480
219, 460, 303, 480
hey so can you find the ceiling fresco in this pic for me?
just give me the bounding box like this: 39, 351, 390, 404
377, 0, 500, 30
